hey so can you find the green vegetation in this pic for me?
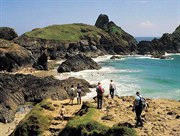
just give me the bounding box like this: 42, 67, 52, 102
0, 39, 14, 48
25, 23, 110, 42
11, 99, 54, 136
60, 107, 137, 136
108, 26, 124, 36
106, 126, 137, 136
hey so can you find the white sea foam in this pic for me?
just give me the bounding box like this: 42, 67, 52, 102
165, 52, 180, 56
92, 55, 113, 62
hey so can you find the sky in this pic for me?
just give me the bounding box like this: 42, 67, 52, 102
0, 0, 180, 37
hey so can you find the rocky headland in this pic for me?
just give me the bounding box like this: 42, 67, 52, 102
0, 15, 180, 72
137, 25, 180, 56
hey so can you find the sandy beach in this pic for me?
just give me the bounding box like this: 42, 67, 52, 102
0, 106, 32, 136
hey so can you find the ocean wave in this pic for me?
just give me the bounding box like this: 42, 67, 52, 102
92, 55, 112, 62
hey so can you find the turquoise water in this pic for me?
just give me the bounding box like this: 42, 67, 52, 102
99, 55, 180, 100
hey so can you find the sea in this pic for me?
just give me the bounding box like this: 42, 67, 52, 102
55, 37, 180, 100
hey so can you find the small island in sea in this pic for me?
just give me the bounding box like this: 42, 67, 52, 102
0, 14, 180, 136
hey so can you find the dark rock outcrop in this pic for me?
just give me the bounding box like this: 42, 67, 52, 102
110, 55, 122, 60
137, 25, 180, 55
33, 52, 48, 70
95, 14, 109, 30
57, 54, 101, 73
95, 14, 137, 55
0, 39, 35, 72
0, 73, 91, 123
0, 27, 18, 40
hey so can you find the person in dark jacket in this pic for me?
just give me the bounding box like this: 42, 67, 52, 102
133, 91, 144, 127
96, 82, 104, 109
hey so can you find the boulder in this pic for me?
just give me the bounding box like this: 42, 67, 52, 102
57, 54, 101, 73
33, 52, 48, 70
0, 73, 91, 123
0, 39, 35, 72
0, 27, 18, 40
110, 55, 122, 60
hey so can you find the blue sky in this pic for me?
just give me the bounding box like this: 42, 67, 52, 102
0, 0, 179, 37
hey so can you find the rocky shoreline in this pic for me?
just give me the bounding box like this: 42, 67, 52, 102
0, 14, 180, 136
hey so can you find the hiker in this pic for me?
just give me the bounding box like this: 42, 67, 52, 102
109, 80, 116, 99
77, 83, 82, 105
59, 105, 66, 121
132, 91, 144, 127
96, 82, 105, 109
69, 85, 75, 105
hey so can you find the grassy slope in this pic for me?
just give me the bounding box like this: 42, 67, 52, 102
24, 23, 110, 42
61, 106, 136, 136
11, 99, 55, 136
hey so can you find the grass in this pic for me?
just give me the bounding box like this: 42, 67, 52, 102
0, 39, 14, 48
11, 99, 54, 136
25, 24, 110, 42
60, 107, 137, 136
68, 108, 102, 127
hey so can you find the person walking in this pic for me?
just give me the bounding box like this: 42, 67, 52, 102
96, 82, 104, 109
59, 105, 66, 121
77, 83, 82, 105
69, 85, 75, 105
133, 92, 144, 127
109, 80, 116, 99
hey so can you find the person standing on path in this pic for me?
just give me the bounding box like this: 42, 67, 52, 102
109, 80, 116, 99
133, 91, 144, 128
96, 82, 104, 109
69, 85, 75, 105
77, 83, 82, 105
59, 105, 66, 121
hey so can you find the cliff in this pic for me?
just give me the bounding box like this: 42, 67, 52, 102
0, 73, 92, 123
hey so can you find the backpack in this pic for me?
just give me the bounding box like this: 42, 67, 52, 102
69, 88, 74, 97
139, 96, 146, 109
97, 86, 104, 95
110, 83, 115, 89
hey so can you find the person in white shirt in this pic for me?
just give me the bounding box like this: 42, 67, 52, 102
69, 85, 75, 105
109, 80, 116, 99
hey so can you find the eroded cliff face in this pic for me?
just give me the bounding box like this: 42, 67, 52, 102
0, 73, 92, 123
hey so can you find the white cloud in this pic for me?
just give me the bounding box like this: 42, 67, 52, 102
140, 20, 156, 28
